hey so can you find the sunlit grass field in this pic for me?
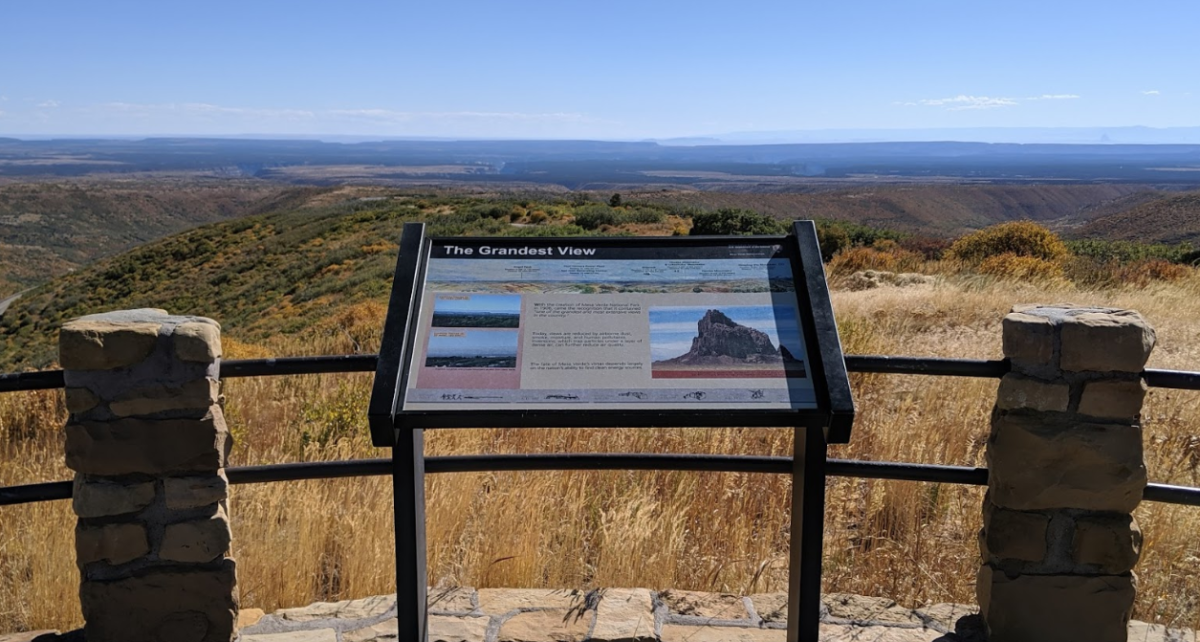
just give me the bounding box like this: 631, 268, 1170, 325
3, 270, 1199, 633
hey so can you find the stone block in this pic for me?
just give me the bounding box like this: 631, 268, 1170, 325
818, 624, 943, 641
72, 476, 156, 519
660, 588, 748, 619
428, 586, 476, 613
995, 374, 1069, 413
277, 594, 396, 621
1079, 379, 1148, 420
660, 624, 784, 642
236, 608, 265, 629
160, 507, 232, 563
80, 560, 238, 642
1073, 514, 1142, 574
975, 565, 992, 620
987, 414, 1146, 512
65, 387, 101, 414
240, 632, 337, 642
1127, 620, 1198, 642
164, 472, 229, 510
1002, 311, 1056, 369
592, 588, 654, 641
496, 608, 593, 642
343, 615, 488, 642
174, 321, 222, 363
430, 615, 489, 642
1060, 310, 1155, 373
981, 503, 1049, 563
110, 378, 220, 418
748, 592, 787, 622
913, 602, 978, 631
65, 412, 230, 476
978, 569, 1134, 642
343, 620, 400, 642
823, 593, 922, 625
59, 319, 162, 371
0, 632, 62, 642
76, 522, 149, 566
477, 588, 585, 614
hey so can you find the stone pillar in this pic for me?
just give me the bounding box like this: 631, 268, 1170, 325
60, 309, 237, 642
978, 304, 1154, 642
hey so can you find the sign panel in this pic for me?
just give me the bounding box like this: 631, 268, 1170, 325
402, 239, 817, 411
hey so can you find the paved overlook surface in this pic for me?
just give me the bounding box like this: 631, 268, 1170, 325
3, 589, 1195, 642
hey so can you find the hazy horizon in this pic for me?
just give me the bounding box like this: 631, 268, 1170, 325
6, 125, 1200, 147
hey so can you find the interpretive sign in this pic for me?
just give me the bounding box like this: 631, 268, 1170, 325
406, 240, 815, 411
369, 221, 853, 440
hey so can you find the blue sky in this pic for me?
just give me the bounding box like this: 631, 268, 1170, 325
2, 0, 1197, 139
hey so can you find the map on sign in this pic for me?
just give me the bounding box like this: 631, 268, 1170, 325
402, 240, 817, 411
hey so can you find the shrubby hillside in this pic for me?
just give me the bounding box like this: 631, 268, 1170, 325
632, 183, 1151, 235
0, 181, 292, 298
4, 190, 1197, 371
0, 193, 684, 369
1076, 190, 1200, 246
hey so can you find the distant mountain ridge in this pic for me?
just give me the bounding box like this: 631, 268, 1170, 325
682, 126, 1200, 146
3, 137, 1200, 186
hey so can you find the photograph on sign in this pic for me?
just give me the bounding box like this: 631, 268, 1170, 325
403, 240, 818, 411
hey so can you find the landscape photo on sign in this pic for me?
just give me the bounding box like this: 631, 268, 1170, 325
431, 293, 522, 328
423, 256, 795, 295
424, 329, 519, 369
648, 305, 806, 379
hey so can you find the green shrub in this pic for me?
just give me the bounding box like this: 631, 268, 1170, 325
949, 221, 1068, 263
1068, 239, 1194, 264
978, 252, 1065, 280
573, 204, 621, 230
623, 207, 667, 225
690, 208, 786, 236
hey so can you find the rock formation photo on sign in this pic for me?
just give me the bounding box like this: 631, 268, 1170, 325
651, 308, 805, 379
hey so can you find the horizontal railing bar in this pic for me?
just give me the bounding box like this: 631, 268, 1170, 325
1143, 369, 1200, 391
227, 458, 391, 484
220, 355, 378, 378
5, 454, 1198, 507
843, 355, 1009, 378
0, 480, 71, 506
0, 369, 64, 392
3, 354, 1200, 392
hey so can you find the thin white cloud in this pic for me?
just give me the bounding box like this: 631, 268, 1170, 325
6, 100, 620, 137
900, 93, 1082, 111
914, 95, 1019, 110
94, 102, 598, 127
100, 102, 316, 120
37, 100, 60, 108
327, 108, 600, 125
1142, 90, 1161, 95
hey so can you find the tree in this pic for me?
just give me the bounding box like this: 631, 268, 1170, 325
608, 193, 622, 207
689, 208, 786, 236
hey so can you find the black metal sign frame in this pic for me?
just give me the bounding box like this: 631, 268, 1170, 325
367, 221, 855, 642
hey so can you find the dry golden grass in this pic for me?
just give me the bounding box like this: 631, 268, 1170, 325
3, 274, 1200, 633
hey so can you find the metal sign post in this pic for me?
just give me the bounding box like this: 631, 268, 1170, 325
369, 221, 854, 642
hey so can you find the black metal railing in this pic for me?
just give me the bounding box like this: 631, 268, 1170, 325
2, 353, 1199, 509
